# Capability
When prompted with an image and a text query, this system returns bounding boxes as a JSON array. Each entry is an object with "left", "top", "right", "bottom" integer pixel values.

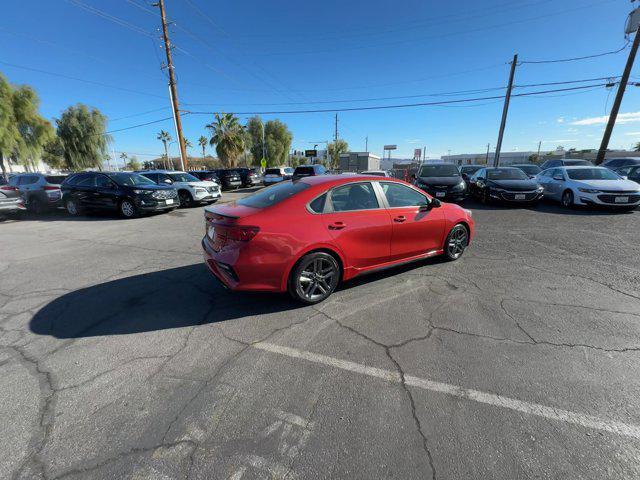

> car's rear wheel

[
  {"left": 444, "top": 224, "right": 468, "bottom": 261},
  {"left": 561, "top": 190, "right": 574, "bottom": 208},
  {"left": 179, "top": 191, "right": 193, "bottom": 208},
  {"left": 119, "top": 199, "right": 137, "bottom": 218},
  {"left": 289, "top": 252, "right": 340, "bottom": 304},
  {"left": 481, "top": 189, "right": 490, "bottom": 204},
  {"left": 65, "top": 199, "right": 81, "bottom": 216}
]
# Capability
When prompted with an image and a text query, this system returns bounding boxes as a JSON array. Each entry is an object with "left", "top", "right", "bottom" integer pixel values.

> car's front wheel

[
  {"left": 561, "top": 190, "right": 574, "bottom": 208},
  {"left": 119, "top": 199, "right": 137, "bottom": 218},
  {"left": 289, "top": 252, "right": 340, "bottom": 304},
  {"left": 444, "top": 224, "right": 468, "bottom": 261},
  {"left": 179, "top": 191, "right": 193, "bottom": 208}
]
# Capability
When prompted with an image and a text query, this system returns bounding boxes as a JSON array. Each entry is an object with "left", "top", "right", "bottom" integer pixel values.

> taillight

[
  {"left": 226, "top": 226, "right": 259, "bottom": 242},
  {"left": 44, "top": 186, "right": 60, "bottom": 191},
  {"left": 0, "top": 186, "right": 18, "bottom": 191}
]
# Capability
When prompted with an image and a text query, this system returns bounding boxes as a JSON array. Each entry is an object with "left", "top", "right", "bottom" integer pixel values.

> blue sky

[{"left": 2, "top": 0, "right": 640, "bottom": 166}]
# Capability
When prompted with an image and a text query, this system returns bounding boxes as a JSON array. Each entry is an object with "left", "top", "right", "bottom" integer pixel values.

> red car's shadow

[{"left": 30, "top": 260, "right": 443, "bottom": 339}]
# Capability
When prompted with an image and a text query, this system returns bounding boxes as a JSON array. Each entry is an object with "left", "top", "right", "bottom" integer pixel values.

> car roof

[
  {"left": 512, "top": 163, "right": 539, "bottom": 166},
  {"left": 299, "top": 174, "right": 405, "bottom": 187},
  {"left": 139, "top": 169, "right": 183, "bottom": 173},
  {"left": 560, "top": 165, "right": 605, "bottom": 170}
]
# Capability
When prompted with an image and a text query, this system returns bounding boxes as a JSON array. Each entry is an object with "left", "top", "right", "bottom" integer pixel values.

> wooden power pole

[
  {"left": 494, "top": 54, "right": 518, "bottom": 167},
  {"left": 156, "top": 0, "right": 187, "bottom": 170},
  {"left": 596, "top": 24, "right": 640, "bottom": 165}
]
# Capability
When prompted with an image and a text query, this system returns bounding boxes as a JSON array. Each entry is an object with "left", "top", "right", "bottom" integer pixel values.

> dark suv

[
  {"left": 191, "top": 171, "right": 220, "bottom": 183},
  {"left": 211, "top": 169, "right": 242, "bottom": 190},
  {"left": 539, "top": 159, "right": 593, "bottom": 170},
  {"left": 8, "top": 173, "right": 68, "bottom": 213},
  {"left": 292, "top": 164, "right": 326, "bottom": 180},
  {"left": 61, "top": 171, "right": 178, "bottom": 218},
  {"left": 413, "top": 163, "right": 467, "bottom": 202},
  {"left": 234, "top": 167, "right": 261, "bottom": 187}
]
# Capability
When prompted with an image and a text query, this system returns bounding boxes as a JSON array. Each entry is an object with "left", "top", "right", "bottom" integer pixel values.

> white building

[{"left": 441, "top": 151, "right": 539, "bottom": 166}]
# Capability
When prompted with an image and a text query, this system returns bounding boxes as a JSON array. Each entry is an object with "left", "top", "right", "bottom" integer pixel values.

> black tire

[
  {"left": 443, "top": 224, "right": 469, "bottom": 261},
  {"left": 179, "top": 190, "right": 193, "bottom": 208},
  {"left": 65, "top": 199, "right": 82, "bottom": 216},
  {"left": 288, "top": 252, "right": 340, "bottom": 304},
  {"left": 119, "top": 199, "right": 138, "bottom": 218},
  {"left": 561, "top": 190, "right": 574, "bottom": 209},
  {"left": 28, "top": 197, "right": 44, "bottom": 214}
]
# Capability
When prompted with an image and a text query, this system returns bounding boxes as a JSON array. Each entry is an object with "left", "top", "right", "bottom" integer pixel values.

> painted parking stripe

[{"left": 253, "top": 342, "right": 640, "bottom": 440}]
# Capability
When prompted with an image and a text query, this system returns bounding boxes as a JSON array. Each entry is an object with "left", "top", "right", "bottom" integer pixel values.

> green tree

[
  {"left": 56, "top": 104, "right": 110, "bottom": 170},
  {"left": 264, "top": 119, "right": 292, "bottom": 167},
  {"left": 198, "top": 135, "right": 208, "bottom": 162},
  {"left": 157, "top": 130, "right": 171, "bottom": 169},
  {"left": 42, "top": 137, "right": 66, "bottom": 170},
  {"left": 0, "top": 75, "right": 54, "bottom": 177},
  {"left": 126, "top": 155, "right": 141, "bottom": 171},
  {"left": 184, "top": 138, "right": 193, "bottom": 152},
  {"left": 328, "top": 139, "right": 349, "bottom": 168},
  {"left": 119, "top": 152, "right": 128, "bottom": 164},
  {"left": 634, "top": 142, "right": 640, "bottom": 152},
  {"left": 206, "top": 113, "right": 245, "bottom": 168},
  {"left": 245, "top": 116, "right": 265, "bottom": 165}
]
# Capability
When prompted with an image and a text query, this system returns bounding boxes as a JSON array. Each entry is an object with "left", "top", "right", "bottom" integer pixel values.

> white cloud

[
  {"left": 567, "top": 127, "right": 579, "bottom": 133},
  {"left": 405, "top": 138, "right": 423, "bottom": 144},
  {"left": 570, "top": 111, "right": 640, "bottom": 126},
  {"left": 624, "top": 131, "right": 640, "bottom": 136},
  {"left": 557, "top": 117, "right": 565, "bottom": 123}
]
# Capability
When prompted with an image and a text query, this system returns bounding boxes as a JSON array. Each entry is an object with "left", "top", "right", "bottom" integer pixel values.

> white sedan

[{"left": 536, "top": 166, "right": 640, "bottom": 210}]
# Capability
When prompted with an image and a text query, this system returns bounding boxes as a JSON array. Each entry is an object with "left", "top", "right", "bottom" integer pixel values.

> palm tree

[
  {"left": 198, "top": 136, "right": 207, "bottom": 164},
  {"left": 119, "top": 152, "right": 127, "bottom": 171},
  {"left": 206, "top": 113, "right": 244, "bottom": 168},
  {"left": 157, "top": 130, "right": 171, "bottom": 169}
]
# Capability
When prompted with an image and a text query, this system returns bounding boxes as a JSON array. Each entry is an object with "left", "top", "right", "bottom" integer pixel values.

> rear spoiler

[{"left": 204, "top": 206, "right": 239, "bottom": 220}]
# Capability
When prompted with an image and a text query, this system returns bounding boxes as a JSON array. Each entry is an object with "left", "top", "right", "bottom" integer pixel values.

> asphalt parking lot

[{"left": 1, "top": 191, "right": 640, "bottom": 480}]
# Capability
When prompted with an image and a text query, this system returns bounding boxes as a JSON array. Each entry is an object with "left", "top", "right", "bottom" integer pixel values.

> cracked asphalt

[{"left": 1, "top": 191, "right": 640, "bottom": 480}]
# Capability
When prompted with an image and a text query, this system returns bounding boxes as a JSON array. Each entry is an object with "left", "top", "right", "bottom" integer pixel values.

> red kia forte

[{"left": 202, "top": 175, "right": 474, "bottom": 304}]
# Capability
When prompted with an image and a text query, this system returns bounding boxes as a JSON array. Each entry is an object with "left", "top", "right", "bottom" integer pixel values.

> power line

[
  {"left": 110, "top": 106, "right": 172, "bottom": 122},
  {"left": 185, "top": 83, "right": 611, "bottom": 116},
  {"left": 104, "top": 115, "right": 178, "bottom": 134},
  {"left": 182, "top": 76, "right": 621, "bottom": 108},
  {"left": 0, "top": 60, "right": 165, "bottom": 98},
  {"left": 520, "top": 41, "right": 630, "bottom": 64},
  {"left": 65, "top": 0, "right": 156, "bottom": 39}
]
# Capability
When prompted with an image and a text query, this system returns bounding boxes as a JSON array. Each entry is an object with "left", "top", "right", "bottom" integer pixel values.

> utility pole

[
  {"left": 494, "top": 54, "right": 518, "bottom": 167},
  {"left": 536, "top": 140, "right": 542, "bottom": 161},
  {"left": 423, "top": 146, "right": 426, "bottom": 162},
  {"left": 365, "top": 136, "right": 368, "bottom": 152},
  {"left": 596, "top": 24, "right": 640, "bottom": 164},
  {"left": 485, "top": 143, "right": 490, "bottom": 165},
  {"left": 156, "top": 0, "right": 187, "bottom": 171},
  {"left": 333, "top": 113, "right": 338, "bottom": 168}
]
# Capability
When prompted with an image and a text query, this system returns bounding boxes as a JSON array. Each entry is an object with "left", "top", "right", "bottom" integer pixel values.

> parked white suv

[{"left": 139, "top": 170, "right": 221, "bottom": 207}]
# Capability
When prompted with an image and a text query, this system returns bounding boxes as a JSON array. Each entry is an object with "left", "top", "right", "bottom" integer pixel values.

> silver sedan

[{"left": 536, "top": 166, "right": 640, "bottom": 210}]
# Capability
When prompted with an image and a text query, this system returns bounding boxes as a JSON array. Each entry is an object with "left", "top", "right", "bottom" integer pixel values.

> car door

[
  {"left": 322, "top": 181, "right": 392, "bottom": 270},
  {"left": 379, "top": 182, "right": 445, "bottom": 261},
  {"left": 94, "top": 174, "right": 120, "bottom": 210},
  {"left": 72, "top": 173, "right": 98, "bottom": 207},
  {"left": 470, "top": 168, "right": 486, "bottom": 198},
  {"left": 537, "top": 169, "right": 554, "bottom": 197},
  {"left": 547, "top": 169, "right": 566, "bottom": 200}
]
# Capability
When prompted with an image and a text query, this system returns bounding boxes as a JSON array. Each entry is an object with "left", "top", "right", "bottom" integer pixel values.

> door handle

[
  {"left": 328, "top": 221, "right": 346, "bottom": 230},
  {"left": 393, "top": 216, "right": 406, "bottom": 223}
]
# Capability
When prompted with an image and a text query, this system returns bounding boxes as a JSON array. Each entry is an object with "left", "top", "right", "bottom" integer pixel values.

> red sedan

[{"left": 202, "top": 175, "right": 474, "bottom": 304}]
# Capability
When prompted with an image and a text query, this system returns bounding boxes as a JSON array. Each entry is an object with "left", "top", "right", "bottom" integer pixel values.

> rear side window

[
  {"left": 294, "top": 167, "right": 314, "bottom": 176},
  {"left": 75, "top": 174, "right": 96, "bottom": 187},
  {"left": 18, "top": 176, "right": 38, "bottom": 185},
  {"left": 237, "top": 181, "right": 309, "bottom": 209},
  {"left": 45, "top": 175, "right": 67, "bottom": 185},
  {"left": 309, "top": 193, "right": 327, "bottom": 213},
  {"left": 330, "top": 183, "right": 378, "bottom": 211}
]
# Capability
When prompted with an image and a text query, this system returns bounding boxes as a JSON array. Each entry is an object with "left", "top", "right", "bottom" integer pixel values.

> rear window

[
  {"left": 294, "top": 167, "right": 314, "bottom": 176},
  {"left": 564, "top": 160, "right": 592, "bottom": 166},
  {"left": 265, "top": 168, "right": 281, "bottom": 175},
  {"left": 418, "top": 165, "right": 459, "bottom": 177},
  {"left": 237, "top": 181, "right": 309, "bottom": 209},
  {"left": 45, "top": 175, "right": 67, "bottom": 185}
]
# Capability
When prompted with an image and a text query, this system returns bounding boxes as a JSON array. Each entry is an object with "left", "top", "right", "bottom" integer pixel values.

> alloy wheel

[
  {"left": 120, "top": 200, "right": 135, "bottom": 218},
  {"left": 562, "top": 191, "right": 573, "bottom": 208},
  {"left": 296, "top": 256, "right": 338, "bottom": 303},
  {"left": 446, "top": 225, "right": 468, "bottom": 260},
  {"left": 66, "top": 200, "right": 78, "bottom": 216}
]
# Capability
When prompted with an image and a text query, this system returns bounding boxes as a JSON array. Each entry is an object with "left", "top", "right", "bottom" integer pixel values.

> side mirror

[
  {"left": 163, "top": 178, "right": 173, "bottom": 184},
  {"left": 478, "top": 177, "right": 485, "bottom": 182},
  {"left": 426, "top": 198, "right": 441, "bottom": 210}
]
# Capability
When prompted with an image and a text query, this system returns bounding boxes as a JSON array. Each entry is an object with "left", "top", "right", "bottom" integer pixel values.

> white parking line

[{"left": 253, "top": 342, "right": 640, "bottom": 440}]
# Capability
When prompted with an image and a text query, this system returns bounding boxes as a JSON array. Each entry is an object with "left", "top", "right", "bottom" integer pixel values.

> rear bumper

[
  {"left": 201, "top": 236, "right": 287, "bottom": 292},
  {"left": 0, "top": 199, "right": 25, "bottom": 212}
]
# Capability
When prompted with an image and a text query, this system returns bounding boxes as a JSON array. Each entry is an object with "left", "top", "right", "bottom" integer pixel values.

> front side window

[
  {"left": 75, "top": 174, "right": 96, "bottom": 187},
  {"left": 330, "top": 183, "right": 379, "bottom": 212},
  {"left": 95, "top": 175, "right": 113, "bottom": 188},
  {"left": 471, "top": 169, "right": 486, "bottom": 180},
  {"left": 381, "top": 182, "right": 428, "bottom": 208}
]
